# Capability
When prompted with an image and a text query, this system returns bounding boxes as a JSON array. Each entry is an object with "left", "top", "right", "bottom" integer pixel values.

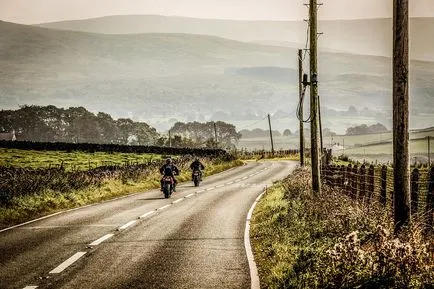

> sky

[{"left": 0, "top": 0, "right": 433, "bottom": 24}]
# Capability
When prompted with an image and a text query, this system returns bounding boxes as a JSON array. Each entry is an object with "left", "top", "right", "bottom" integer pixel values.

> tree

[
  {"left": 282, "top": 129, "right": 292, "bottom": 136},
  {"left": 169, "top": 121, "right": 240, "bottom": 148}
]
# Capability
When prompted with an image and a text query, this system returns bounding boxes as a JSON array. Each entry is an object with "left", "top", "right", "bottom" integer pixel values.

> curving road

[{"left": 0, "top": 160, "right": 297, "bottom": 289}]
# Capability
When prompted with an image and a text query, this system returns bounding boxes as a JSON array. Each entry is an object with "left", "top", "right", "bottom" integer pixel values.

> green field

[
  {"left": 237, "top": 128, "right": 434, "bottom": 164},
  {"left": 0, "top": 148, "right": 164, "bottom": 170}
]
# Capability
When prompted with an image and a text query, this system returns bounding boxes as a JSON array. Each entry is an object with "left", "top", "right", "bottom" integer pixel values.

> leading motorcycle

[{"left": 161, "top": 175, "right": 174, "bottom": 198}]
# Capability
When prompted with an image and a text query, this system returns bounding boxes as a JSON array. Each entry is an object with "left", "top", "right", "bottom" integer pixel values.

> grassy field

[
  {"left": 0, "top": 149, "right": 243, "bottom": 227},
  {"left": 251, "top": 168, "right": 434, "bottom": 288},
  {"left": 0, "top": 148, "right": 164, "bottom": 171},
  {"left": 238, "top": 127, "right": 434, "bottom": 164}
]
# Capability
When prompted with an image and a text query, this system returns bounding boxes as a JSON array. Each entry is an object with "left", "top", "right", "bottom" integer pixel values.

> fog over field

[{"left": 1, "top": 15, "right": 434, "bottom": 134}]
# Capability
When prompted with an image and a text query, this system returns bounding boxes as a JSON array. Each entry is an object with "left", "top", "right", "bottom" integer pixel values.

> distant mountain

[
  {"left": 36, "top": 15, "right": 434, "bottom": 61},
  {"left": 1, "top": 20, "right": 434, "bottom": 133}
]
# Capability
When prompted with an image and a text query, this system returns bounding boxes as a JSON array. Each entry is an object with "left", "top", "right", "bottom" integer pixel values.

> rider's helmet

[{"left": 166, "top": 158, "right": 172, "bottom": 164}]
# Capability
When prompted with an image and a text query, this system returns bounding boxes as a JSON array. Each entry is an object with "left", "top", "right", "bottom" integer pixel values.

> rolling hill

[
  {"left": 1, "top": 20, "right": 434, "bottom": 133},
  {"left": 35, "top": 15, "right": 434, "bottom": 61}
]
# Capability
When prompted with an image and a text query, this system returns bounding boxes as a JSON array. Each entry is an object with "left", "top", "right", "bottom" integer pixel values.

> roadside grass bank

[
  {"left": 0, "top": 157, "right": 242, "bottom": 228},
  {"left": 251, "top": 167, "right": 434, "bottom": 289}
]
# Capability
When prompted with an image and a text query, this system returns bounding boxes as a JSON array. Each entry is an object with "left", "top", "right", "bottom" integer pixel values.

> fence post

[
  {"left": 352, "top": 165, "right": 358, "bottom": 199},
  {"left": 380, "top": 165, "right": 387, "bottom": 206},
  {"left": 341, "top": 165, "right": 346, "bottom": 188},
  {"left": 368, "top": 165, "right": 375, "bottom": 203},
  {"left": 410, "top": 168, "right": 419, "bottom": 215},
  {"left": 427, "top": 166, "right": 434, "bottom": 227},
  {"left": 360, "top": 164, "right": 366, "bottom": 201},
  {"left": 347, "top": 164, "right": 352, "bottom": 196}
]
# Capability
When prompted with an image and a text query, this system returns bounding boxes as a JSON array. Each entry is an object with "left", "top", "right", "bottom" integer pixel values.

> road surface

[{"left": 0, "top": 160, "right": 297, "bottom": 289}]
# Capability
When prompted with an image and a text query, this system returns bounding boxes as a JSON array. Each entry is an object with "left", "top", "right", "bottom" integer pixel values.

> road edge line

[{"left": 244, "top": 188, "right": 266, "bottom": 289}]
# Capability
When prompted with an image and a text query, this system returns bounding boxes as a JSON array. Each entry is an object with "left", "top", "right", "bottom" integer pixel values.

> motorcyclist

[
  {"left": 160, "top": 158, "right": 179, "bottom": 192},
  {"left": 190, "top": 157, "right": 205, "bottom": 181}
]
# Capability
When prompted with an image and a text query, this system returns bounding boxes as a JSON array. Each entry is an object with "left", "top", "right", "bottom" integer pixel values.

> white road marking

[
  {"left": 158, "top": 204, "right": 171, "bottom": 210},
  {"left": 118, "top": 220, "right": 137, "bottom": 231},
  {"left": 49, "top": 252, "right": 86, "bottom": 274},
  {"left": 22, "top": 224, "right": 116, "bottom": 229},
  {"left": 249, "top": 174, "right": 255, "bottom": 177},
  {"left": 197, "top": 189, "right": 206, "bottom": 193},
  {"left": 234, "top": 179, "right": 241, "bottom": 182},
  {"left": 172, "top": 198, "right": 184, "bottom": 204},
  {"left": 89, "top": 234, "right": 114, "bottom": 246},
  {"left": 226, "top": 181, "right": 234, "bottom": 185},
  {"left": 242, "top": 176, "right": 249, "bottom": 180},
  {"left": 23, "top": 286, "right": 38, "bottom": 289},
  {"left": 139, "top": 211, "right": 156, "bottom": 219},
  {"left": 215, "top": 184, "right": 224, "bottom": 188},
  {"left": 206, "top": 187, "right": 215, "bottom": 191},
  {"left": 185, "top": 193, "right": 195, "bottom": 198},
  {"left": 245, "top": 191, "right": 266, "bottom": 289}
]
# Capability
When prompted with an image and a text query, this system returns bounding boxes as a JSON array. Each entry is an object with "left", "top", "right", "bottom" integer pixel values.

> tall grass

[
  {"left": 0, "top": 156, "right": 242, "bottom": 227},
  {"left": 251, "top": 167, "right": 434, "bottom": 289}
]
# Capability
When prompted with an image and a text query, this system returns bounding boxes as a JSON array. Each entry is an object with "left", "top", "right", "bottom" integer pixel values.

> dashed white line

[
  {"left": 172, "top": 198, "right": 184, "bottom": 204},
  {"left": 226, "top": 181, "right": 234, "bottom": 185},
  {"left": 197, "top": 189, "right": 206, "bottom": 193},
  {"left": 206, "top": 187, "right": 215, "bottom": 191},
  {"left": 139, "top": 211, "right": 156, "bottom": 219},
  {"left": 249, "top": 174, "right": 255, "bottom": 177},
  {"left": 158, "top": 204, "right": 171, "bottom": 210},
  {"left": 49, "top": 252, "right": 87, "bottom": 274},
  {"left": 242, "top": 176, "right": 248, "bottom": 180},
  {"left": 23, "top": 286, "right": 38, "bottom": 289},
  {"left": 89, "top": 234, "right": 114, "bottom": 246},
  {"left": 118, "top": 220, "right": 137, "bottom": 231},
  {"left": 185, "top": 193, "right": 195, "bottom": 198},
  {"left": 215, "top": 184, "right": 225, "bottom": 188}
]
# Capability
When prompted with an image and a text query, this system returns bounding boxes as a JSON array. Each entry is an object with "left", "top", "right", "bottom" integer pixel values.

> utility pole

[
  {"left": 298, "top": 49, "right": 305, "bottom": 166},
  {"left": 267, "top": 114, "right": 275, "bottom": 155},
  {"left": 393, "top": 0, "right": 410, "bottom": 231},
  {"left": 343, "top": 138, "right": 345, "bottom": 155},
  {"left": 309, "top": 0, "right": 321, "bottom": 194},
  {"left": 318, "top": 92, "right": 324, "bottom": 156},
  {"left": 168, "top": 130, "right": 172, "bottom": 147},
  {"left": 214, "top": 122, "right": 218, "bottom": 148},
  {"left": 428, "top": 136, "right": 431, "bottom": 166}
]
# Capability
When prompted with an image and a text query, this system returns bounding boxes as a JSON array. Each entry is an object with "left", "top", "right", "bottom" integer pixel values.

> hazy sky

[{"left": 1, "top": 0, "right": 433, "bottom": 24}]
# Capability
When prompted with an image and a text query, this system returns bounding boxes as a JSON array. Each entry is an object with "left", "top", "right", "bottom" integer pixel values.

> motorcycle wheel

[
  {"left": 163, "top": 184, "right": 171, "bottom": 199},
  {"left": 194, "top": 177, "right": 200, "bottom": 187}
]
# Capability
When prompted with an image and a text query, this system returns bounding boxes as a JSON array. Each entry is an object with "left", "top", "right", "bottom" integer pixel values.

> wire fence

[
  {"left": 0, "top": 156, "right": 205, "bottom": 206},
  {"left": 321, "top": 164, "right": 434, "bottom": 227}
]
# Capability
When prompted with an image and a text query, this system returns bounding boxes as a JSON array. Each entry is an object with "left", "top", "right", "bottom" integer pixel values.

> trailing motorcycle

[{"left": 192, "top": 170, "right": 201, "bottom": 187}]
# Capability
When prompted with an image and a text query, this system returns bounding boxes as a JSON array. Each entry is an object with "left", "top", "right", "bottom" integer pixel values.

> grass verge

[
  {"left": 251, "top": 167, "right": 434, "bottom": 289},
  {"left": 0, "top": 159, "right": 243, "bottom": 228}
]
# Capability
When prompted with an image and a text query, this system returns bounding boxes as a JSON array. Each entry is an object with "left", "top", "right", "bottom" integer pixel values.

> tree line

[{"left": 0, "top": 105, "right": 242, "bottom": 148}]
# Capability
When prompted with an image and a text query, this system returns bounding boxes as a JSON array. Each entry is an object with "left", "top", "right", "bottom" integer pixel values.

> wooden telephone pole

[
  {"left": 309, "top": 0, "right": 321, "bottom": 194},
  {"left": 298, "top": 49, "right": 305, "bottom": 166},
  {"left": 214, "top": 122, "right": 218, "bottom": 148},
  {"left": 267, "top": 114, "right": 275, "bottom": 155},
  {"left": 393, "top": 0, "right": 411, "bottom": 231}
]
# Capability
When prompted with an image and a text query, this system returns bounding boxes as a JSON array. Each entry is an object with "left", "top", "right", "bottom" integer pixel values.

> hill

[
  {"left": 35, "top": 15, "right": 434, "bottom": 61},
  {"left": 1, "top": 20, "right": 434, "bottom": 133}
]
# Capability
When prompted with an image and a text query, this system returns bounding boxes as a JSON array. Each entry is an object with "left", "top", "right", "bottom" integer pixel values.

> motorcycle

[
  {"left": 161, "top": 175, "right": 174, "bottom": 198},
  {"left": 192, "top": 170, "right": 201, "bottom": 187}
]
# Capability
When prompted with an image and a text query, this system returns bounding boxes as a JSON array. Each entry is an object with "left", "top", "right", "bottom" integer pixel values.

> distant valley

[{"left": 1, "top": 15, "right": 433, "bottom": 134}]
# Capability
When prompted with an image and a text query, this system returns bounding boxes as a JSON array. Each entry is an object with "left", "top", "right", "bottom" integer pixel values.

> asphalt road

[{"left": 0, "top": 160, "right": 297, "bottom": 289}]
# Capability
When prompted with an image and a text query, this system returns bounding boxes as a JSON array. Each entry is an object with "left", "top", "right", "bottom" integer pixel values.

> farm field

[
  {"left": 0, "top": 148, "right": 164, "bottom": 170},
  {"left": 237, "top": 127, "right": 434, "bottom": 164}
]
